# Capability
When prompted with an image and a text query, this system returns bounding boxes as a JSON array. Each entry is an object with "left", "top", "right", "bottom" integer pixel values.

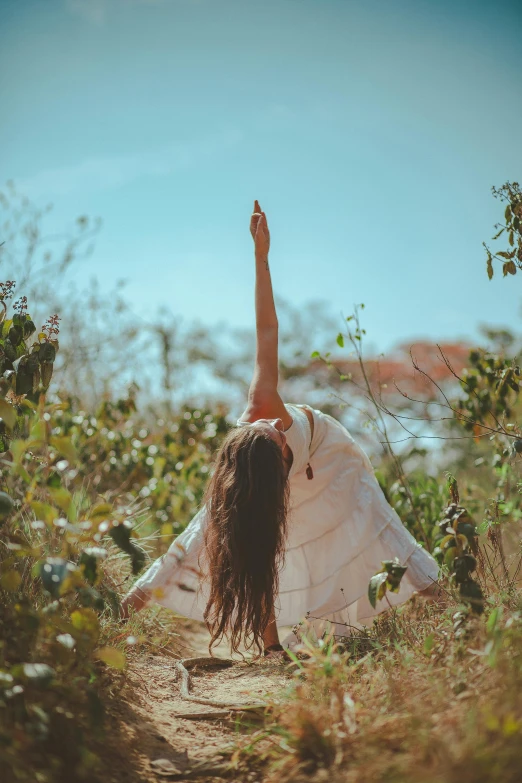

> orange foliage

[{"left": 310, "top": 341, "right": 471, "bottom": 399}]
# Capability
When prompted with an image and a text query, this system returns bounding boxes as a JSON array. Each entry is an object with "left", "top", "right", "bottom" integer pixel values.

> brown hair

[{"left": 202, "top": 425, "right": 289, "bottom": 655}]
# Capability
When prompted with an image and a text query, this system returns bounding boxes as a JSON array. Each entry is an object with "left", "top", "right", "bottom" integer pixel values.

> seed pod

[
  {"left": 8, "top": 326, "right": 23, "bottom": 347},
  {"left": 16, "top": 368, "right": 33, "bottom": 396},
  {"left": 31, "top": 366, "right": 41, "bottom": 394},
  {"left": 459, "top": 579, "right": 484, "bottom": 614},
  {"left": 23, "top": 319, "right": 36, "bottom": 339},
  {"left": 3, "top": 341, "right": 16, "bottom": 362},
  {"left": 453, "top": 556, "right": 471, "bottom": 582},
  {"left": 40, "top": 361, "right": 53, "bottom": 389},
  {"left": 26, "top": 354, "right": 40, "bottom": 373},
  {"left": 457, "top": 521, "right": 477, "bottom": 540},
  {"left": 38, "top": 343, "right": 56, "bottom": 363},
  {"left": 0, "top": 357, "right": 14, "bottom": 376}
]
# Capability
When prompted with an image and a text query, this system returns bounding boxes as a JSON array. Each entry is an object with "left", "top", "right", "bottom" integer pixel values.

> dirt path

[{"left": 101, "top": 620, "right": 291, "bottom": 783}]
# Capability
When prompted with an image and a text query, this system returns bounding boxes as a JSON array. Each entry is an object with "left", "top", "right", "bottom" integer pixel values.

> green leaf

[
  {"left": 70, "top": 608, "right": 100, "bottom": 646},
  {"left": 368, "top": 572, "right": 388, "bottom": 609},
  {"left": 29, "top": 419, "right": 46, "bottom": 444},
  {"left": 336, "top": 333, "right": 344, "bottom": 348},
  {"left": 310, "top": 351, "right": 320, "bottom": 359},
  {"left": 95, "top": 646, "right": 126, "bottom": 670},
  {"left": 487, "top": 606, "right": 500, "bottom": 634},
  {"left": 423, "top": 633, "right": 435, "bottom": 654},
  {"left": 90, "top": 502, "right": 113, "bottom": 520},
  {"left": 0, "top": 399, "right": 16, "bottom": 430},
  {"left": 49, "top": 436, "right": 77, "bottom": 463},
  {"left": 31, "top": 501, "right": 58, "bottom": 525},
  {"left": 444, "top": 546, "right": 457, "bottom": 568},
  {"left": 0, "top": 570, "right": 22, "bottom": 591},
  {"left": 48, "top": 487, "right": 73, "bottom": 515},
  {"left": 439, "top": 534, "right": 456, "bottom": 550}
]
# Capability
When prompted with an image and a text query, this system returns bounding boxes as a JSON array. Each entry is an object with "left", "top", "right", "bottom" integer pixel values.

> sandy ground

[{"left": 99, "top": 619, "right": 292, "bottom": 783}]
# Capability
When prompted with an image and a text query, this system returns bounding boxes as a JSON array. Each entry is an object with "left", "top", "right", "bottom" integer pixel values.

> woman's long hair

[{"left": 202, "top": 425, "right": 290, "bottom": 655}]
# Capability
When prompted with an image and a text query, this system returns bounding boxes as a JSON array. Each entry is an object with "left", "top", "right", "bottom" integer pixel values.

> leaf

[
  {"left": 90, "top": 502, "right": 113, "bottom": 520},
  {"left": 509, "top": 231, "right": 514, "bottom": 247},
  {"left": 109, "top": 524, "right": 147, "bottom": 574},
  {"left": 310, "top": 351, "right": 320, "bottom": 359},
  {"left": 95, "top": 647, "right": 126, "bottom": 670},
  {"left": 39, "top": 557, "right": 76, "bottom": 597},
  {"left": 487, "top": 607, "right": 500, "bottom": 634},
  {"left": 9, "top": 439, "right": 28, "bottom": 467},
  {"left": 11, "top": 663, "right": 56, "bottom": 687},
  {"left": 0, "top": 399, "right": 16, "bottom": 430},
  {"left": 29, "top": 419, "right": 46, "bottom": 444},
  {"left": 71, "top": 608, "right": 100, "bottom": 646},
  {"left": 79, "top": 547, "right": 107, "bottom": 585},
  {"left": 424, "top": 633, "right": 435, "bottom": 654},
  {"left": 31, "top": 502, "right": 58, "bottom": 525},
  {"left": 368, "top": 572, "right": 388, "bottom": 609},
  {"left": 49, "top": 436, "right": 77, "bottom": 463},
  {"left": 487, "top": 258, "right": 494, "bottom": 280},
  {"left": 498, "top": 251, "right": 513, "bottom": 259},
  {"left": 446, "top": 473, "right": 459, "bottom": 504},
  {"left": 0, "top": 570, "right": 22, "bottom": 591},
  {"left": 0, "top": 491, "right": 15, "bottom": 522},
  {"left": 21, "top": 663, "right": 55, "bottom": 686},
  {"left": 48, "top": 487, "right": 73, "bottom": 515},
  {"left": 444, "top": 546, "right": 457, "bottom": 568},
  {"left": 336, "top": 333, "right": 344, "bottom": 348},
  {"left": 505, "top": 205, "right": 512, "bottom": 221}
]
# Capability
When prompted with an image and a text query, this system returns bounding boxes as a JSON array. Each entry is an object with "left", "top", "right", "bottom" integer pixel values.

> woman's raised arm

[{"left": 240, "top": 201, "right": 291, "bottom": 426}]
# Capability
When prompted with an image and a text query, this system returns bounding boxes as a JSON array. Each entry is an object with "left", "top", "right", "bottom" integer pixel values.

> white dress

[{"left": 132, "top": 404, "right": 439, "bottom": 642}]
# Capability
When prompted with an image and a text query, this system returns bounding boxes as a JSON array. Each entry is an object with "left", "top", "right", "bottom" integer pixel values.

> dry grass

[{"left": 228, "top": 592, "right": 522, "bottom": 783}]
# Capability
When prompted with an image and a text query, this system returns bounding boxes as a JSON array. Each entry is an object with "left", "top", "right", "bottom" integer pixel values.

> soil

[{"left": 98, "top": 619, "right": 292, "bottom": 783}]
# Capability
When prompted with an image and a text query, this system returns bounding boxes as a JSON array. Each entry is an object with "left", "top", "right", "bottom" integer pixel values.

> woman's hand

[{"left": 250, "top": 200, "right": 270, "bottom": 261}]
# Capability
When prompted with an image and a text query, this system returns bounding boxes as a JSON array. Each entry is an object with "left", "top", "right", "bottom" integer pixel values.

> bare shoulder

[{"left": 239, "top": 391, "right": 293, "bottom": 429}]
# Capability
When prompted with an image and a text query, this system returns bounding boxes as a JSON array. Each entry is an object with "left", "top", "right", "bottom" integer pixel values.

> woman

[{"left": 121, "top": 202, "right": 441, "bottom": 656}]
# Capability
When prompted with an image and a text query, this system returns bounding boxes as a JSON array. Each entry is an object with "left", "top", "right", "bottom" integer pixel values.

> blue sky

[{"left": 1, "top": 0, "right": 521, "bottom": 354}]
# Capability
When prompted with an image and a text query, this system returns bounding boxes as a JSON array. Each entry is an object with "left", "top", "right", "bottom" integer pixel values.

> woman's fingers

[
  {"left": 254, "top": 211, "right": 270, "bottom": 257},
  {"left": 250, "top": 200, "right": 263, "bottom": 241},
  {"left": 258, "top": 212, "right": 270, "bottom": 240}
]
